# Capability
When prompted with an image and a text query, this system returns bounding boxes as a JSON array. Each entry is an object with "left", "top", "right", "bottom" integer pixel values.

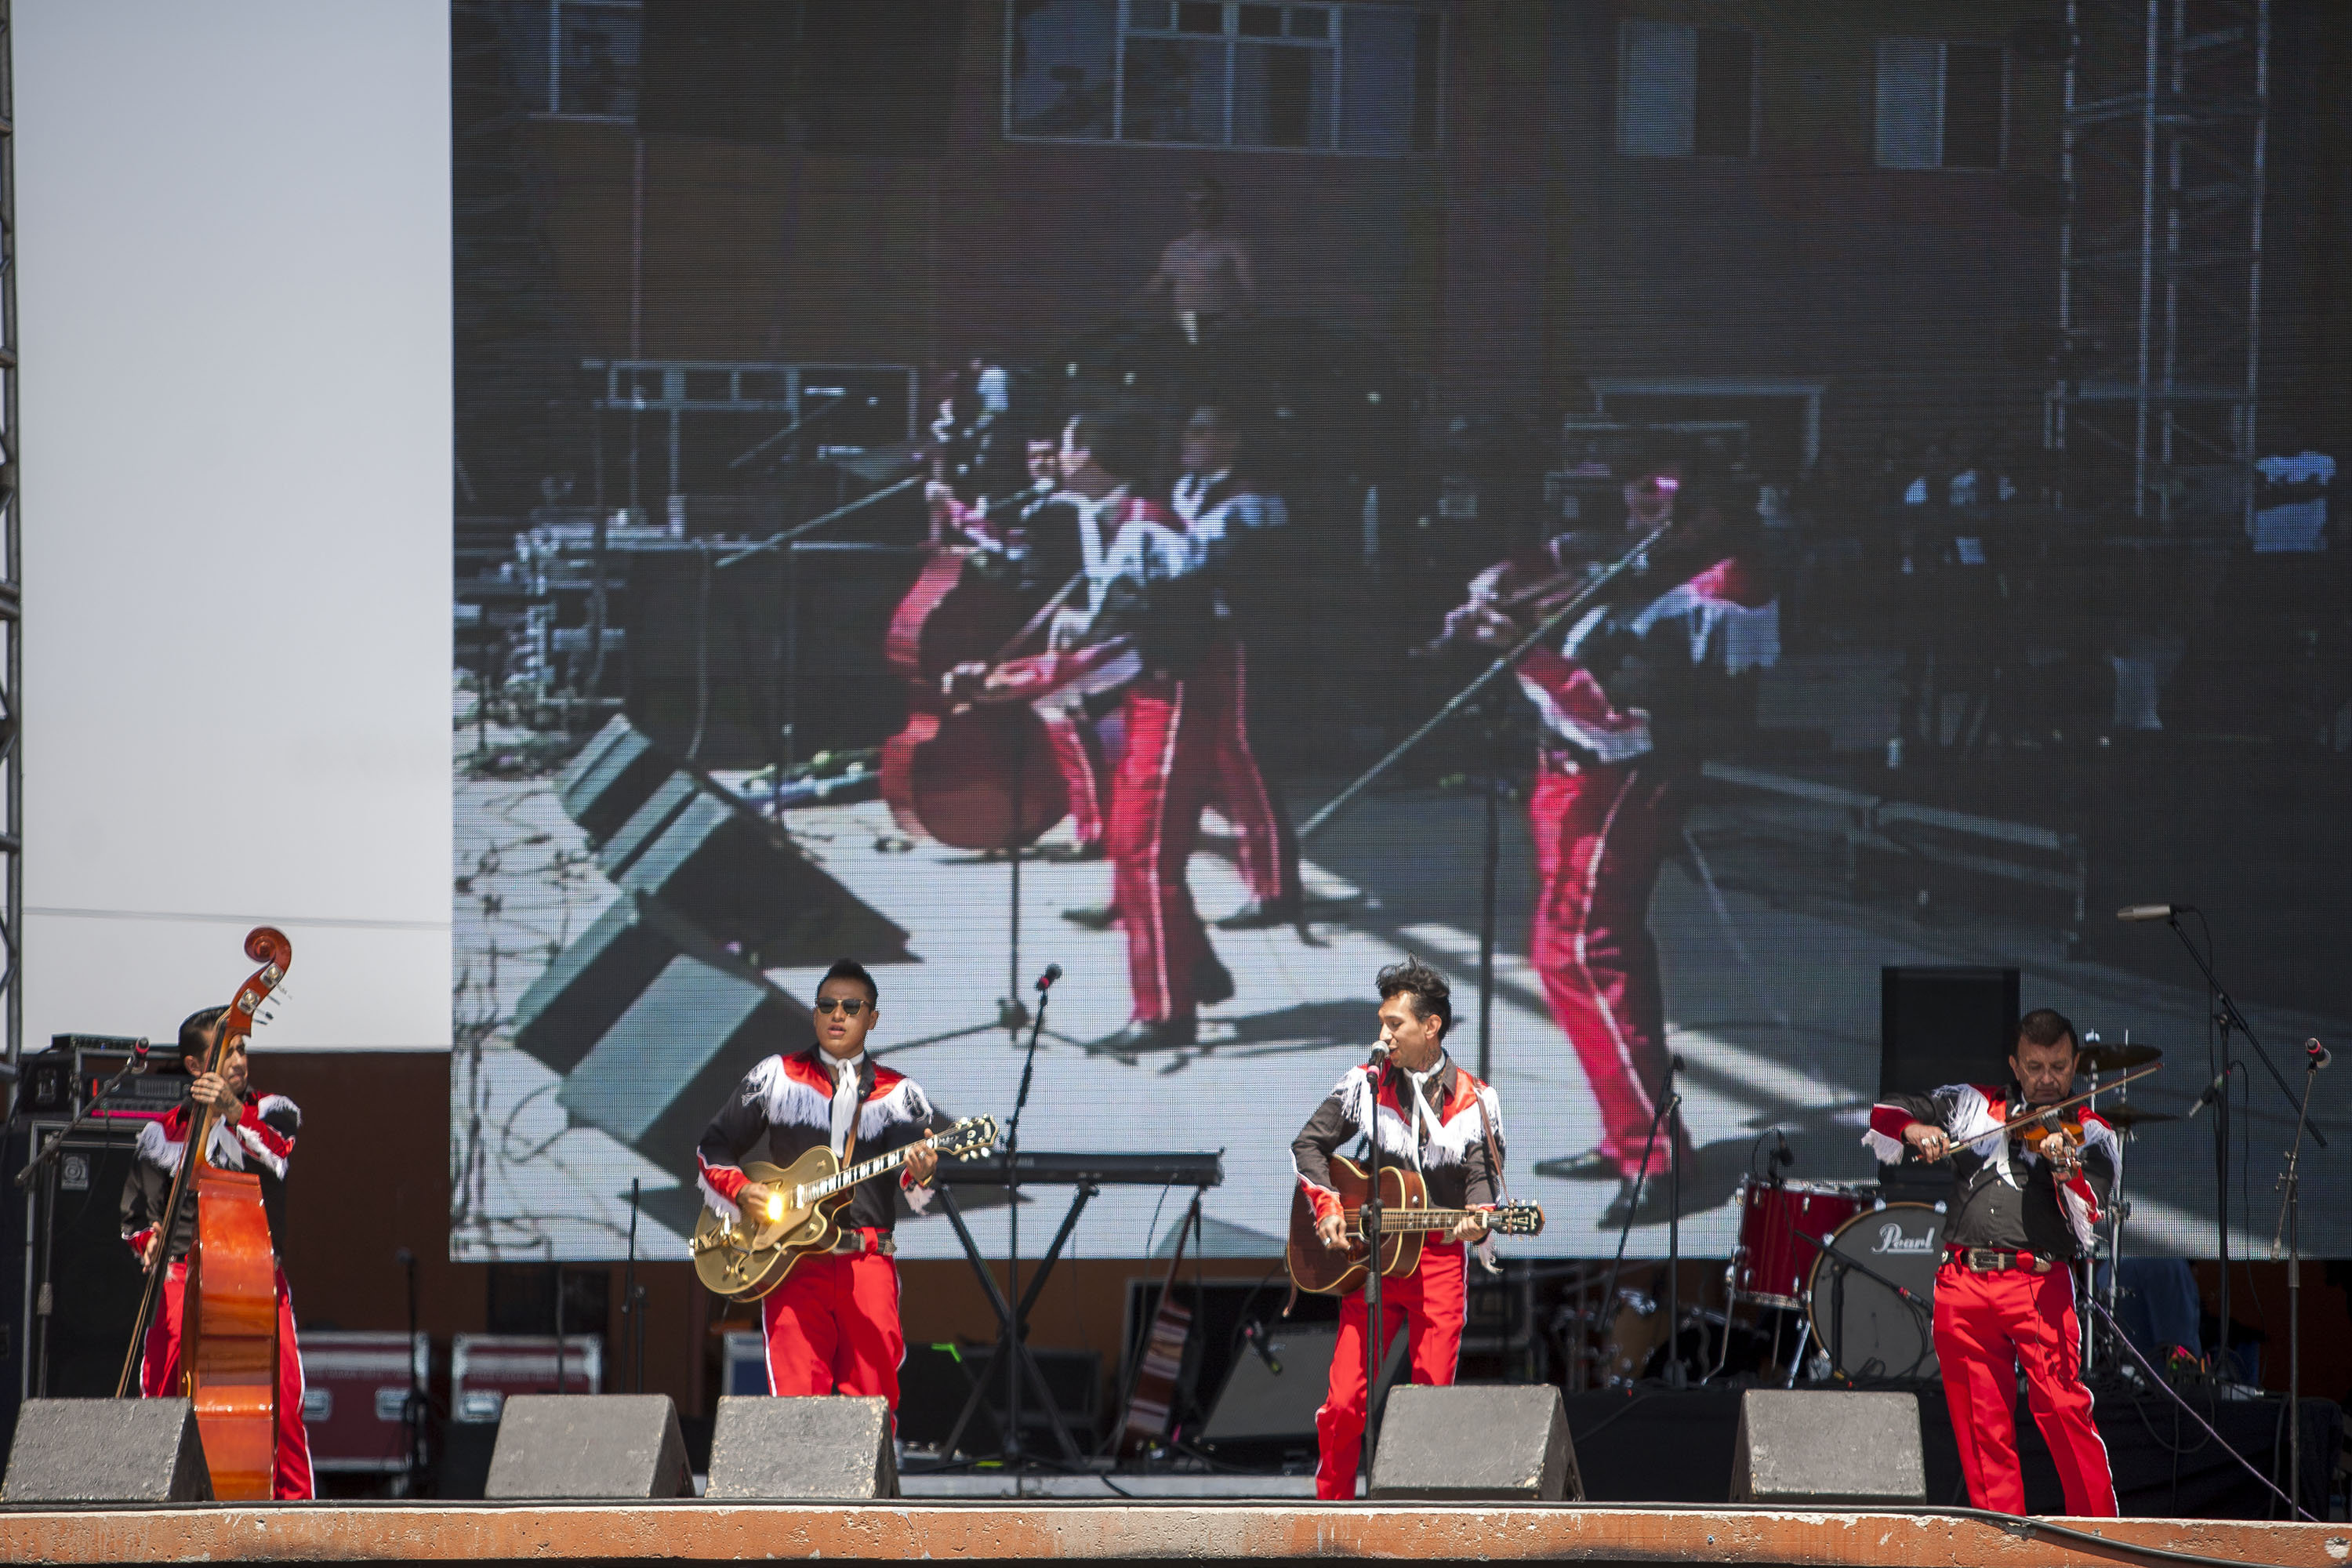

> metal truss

[
  {"left": 2051, "top": 0, "right": 2270, "bottom": 528},
  {"left": 0, "top": 0, "right": 19, "bottom": 1073}
]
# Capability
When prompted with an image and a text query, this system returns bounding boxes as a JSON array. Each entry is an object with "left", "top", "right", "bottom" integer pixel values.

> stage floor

[{"left": 0, "top": 1501, "right": 2337, "bottom": 1566}]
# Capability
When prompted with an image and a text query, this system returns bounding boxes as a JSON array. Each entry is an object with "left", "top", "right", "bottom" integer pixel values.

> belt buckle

[{"left": 1965, "top": 1248, "right": 2005, "bottom": 1272}]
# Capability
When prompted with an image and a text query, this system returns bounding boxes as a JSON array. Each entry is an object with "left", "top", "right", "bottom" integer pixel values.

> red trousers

[
  {"left": 1038, "top": 701, "right": 1112, "bottom": 850},
  {"left": 1109, "top": 675, "right": 1216, "bottom": 1022},
  {"left": 140, "top": 1259, "right": 314, "bottom": 1501},
  {"left": 1528, "top": 762, "right": 1692, "bottom": 1179},
  {"left": 760, "top": 1240, "right": 905, "bottom": 1406},
  {"left": 1933, "top": 1261, "right": 2116, "bottom": 1516},
  {"left": 1196, "top": 641, "right": 1298, "bottom": 908},
  {"left": 1314, "top": 1242, "right": 1467, "bottom": 1500}
]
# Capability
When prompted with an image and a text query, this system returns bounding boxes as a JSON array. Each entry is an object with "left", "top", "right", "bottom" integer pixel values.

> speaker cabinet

[
  {"left": 1730, "top": 1389, "right": 1925, "bottom": 1504},
  {"left": 557, "top": 719, "right": 672, "bottom": 849},
  {"left": 706, "top": 1394, "right": 898, "bottom": 1501},
  {"left": 3, "top": 1399, "right": 212, "bottom": 1503},
  {"left": 1879, "top": 966, "right": 2019, "bottom": 1102},
  {"left": 483, "top": 1394, "right": 691, "bottom": 1500},
  {"left": 1370, "top": 1385, "right": 1581, "bottom": 1502}
]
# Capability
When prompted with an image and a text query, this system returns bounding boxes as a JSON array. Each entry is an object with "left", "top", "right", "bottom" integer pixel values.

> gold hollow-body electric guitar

[
  {"left": 1284, "top": 1154, "right": 1545, "bottom": 1296},
  {"left": 693, "top": 1115, "right": 998, "bottom": 1301}
]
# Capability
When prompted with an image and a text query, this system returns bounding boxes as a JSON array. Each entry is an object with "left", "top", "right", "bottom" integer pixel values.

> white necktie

[
  {"left": 1401, "top": 1065, "right": 1442, "bottom": 1167},
  {"left": 830, "top": 1054, "right": 865, "bottom": 1157}
]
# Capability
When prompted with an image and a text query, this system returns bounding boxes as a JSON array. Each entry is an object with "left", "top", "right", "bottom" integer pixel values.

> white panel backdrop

[{"left": 16, "top": 2, "right": 451, "bottom": 1051}]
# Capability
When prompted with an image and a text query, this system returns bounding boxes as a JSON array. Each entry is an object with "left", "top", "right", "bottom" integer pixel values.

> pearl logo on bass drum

[{"left": 1871, "top": 1221, "right": 1939, "bottom": 1254}]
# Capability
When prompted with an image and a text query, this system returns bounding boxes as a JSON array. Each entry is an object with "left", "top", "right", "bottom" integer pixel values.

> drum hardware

[
  {"left": 2078, "top": 1041, "right": 2164, "bottom": 1073},
  {"left": 2100, "top": 1102, "right": 2177, "bottom": 1131},
  {"left": 1792, "top": 1207, "right": 1943, "bottom": 1383}
]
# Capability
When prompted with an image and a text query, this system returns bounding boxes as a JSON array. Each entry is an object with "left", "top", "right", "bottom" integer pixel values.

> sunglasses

[{"left": 812, "top": 997, "right": 870, "bottom": 1016}]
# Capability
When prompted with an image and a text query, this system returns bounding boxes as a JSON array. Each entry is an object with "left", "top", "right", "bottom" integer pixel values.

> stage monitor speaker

[
  {"left": 597, "top": 775, "right": 912, "bottom": 967},
  {"left": 509, "top": 891, "right": 782, "bottom": 1075},
  {"left": 1369, "top": 1385, "right": 1581, "bottom": 1502},
  {"left": 706, "top": 1394, "right": 898, "bottom": 1501},
  {"left": 1880, "top": 966, "right": 2018, "bottom": 1102},
  {"left": 483, "top": 1394, "right": 691, "bottom": 1500},
  {"left": 1730, "top": 1389, "right": 1925, "bottom": 1504},
  {"left": 557, "top": 719, "right": 672, "bottom": 848},
  {"left": 3, "top": 1399, "right": 211, "bottom": 1503}
]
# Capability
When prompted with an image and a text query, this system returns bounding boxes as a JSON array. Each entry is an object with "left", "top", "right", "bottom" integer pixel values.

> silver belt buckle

[{"left": 1965, "top": 1247, "right": 2006, "bottom": 1272}]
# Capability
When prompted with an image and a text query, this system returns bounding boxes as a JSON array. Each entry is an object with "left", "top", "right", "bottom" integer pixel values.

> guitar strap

[{"left": 1474, "top": 1091, "right": 1508, "bottom": 1276}]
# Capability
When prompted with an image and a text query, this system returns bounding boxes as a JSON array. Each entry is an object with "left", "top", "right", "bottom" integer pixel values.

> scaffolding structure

[
  {"left": 2050, "top": 0, "right": 2270, "bottom": 529},
  {"left": 0, "top": 0, "right": 20, "bottom": 1073}
]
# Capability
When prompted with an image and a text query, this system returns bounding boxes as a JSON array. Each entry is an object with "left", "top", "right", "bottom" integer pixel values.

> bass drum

[{"left": 1805, "top": 1202, "right": 1945, "bottom": 1380}]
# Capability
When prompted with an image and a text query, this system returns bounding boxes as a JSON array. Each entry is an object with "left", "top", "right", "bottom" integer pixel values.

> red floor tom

[{"left": 1730, "top": 1177, "right": 1873, "bottom": 1308}]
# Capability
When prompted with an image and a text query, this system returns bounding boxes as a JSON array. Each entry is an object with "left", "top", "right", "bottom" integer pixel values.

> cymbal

[
  {"left": 2101, "top": 1102, "right": 2178, "bottom": 1130},
  {"left": 2081, "top": 1041, "right": 2163, "bottom": 1073}
]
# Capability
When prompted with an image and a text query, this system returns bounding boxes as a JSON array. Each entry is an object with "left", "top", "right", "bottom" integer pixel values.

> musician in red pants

[
  {"left": 1457, "top": 472, "right": 1777, "bottom": 1224},
  {"left": 1292, "top": 960, "right": 1501, "bottom": 1499},
  {"left": 951, "top": 405, "right": 1232, "bottom": 1053},
  {"left": 1867, "top": 1008, "right": 2118, "bottom": 1516},
  {"left": 1172, "top": 401, "right": 1299, "bottom": 926},
  {"left": 695, "top": 960, "right": 940, "bottom": 1405},
  {"left": 122, "top": 1007, "right": 314, "bottom": 1500}
]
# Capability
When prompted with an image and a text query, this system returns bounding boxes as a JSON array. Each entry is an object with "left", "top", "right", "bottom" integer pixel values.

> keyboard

[{"left": 938, "top": 1151, "right": 1223, "bottom": 1189}]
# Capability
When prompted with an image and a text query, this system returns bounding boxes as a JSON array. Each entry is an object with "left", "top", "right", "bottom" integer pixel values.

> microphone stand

[
  {"left": 14, "top": 1042, "right": 152, "bottom": 1189},
  {"left": 1001, "top": 972, "right": 1054, "bottom": 1471},
  {"left": 1597, "top": 1057, "right": 1681, "bottom": 1385},
  {"left": 1359, "top": 1047, "right": 1388, "bottom": 1496},
  {"left": 2157, "top": 912, "right": 2322, "bottom": 1381},
  {"left": 2270, "top": 1045, "right": 2325, "bottom": 1519}
]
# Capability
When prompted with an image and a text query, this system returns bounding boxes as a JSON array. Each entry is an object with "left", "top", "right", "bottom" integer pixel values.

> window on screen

[
  {"left": 1875, "top": 38, "right": 2005, "bottom": 170},
  {"left": 1617, "top": 20, "right": 1755, "bottom": 158},
  {"left": 1007, "top": 0, "right": 1436, "bottom": 154},
  {"left": 514, "top": 0, "right": 642, "bottom": 122}
]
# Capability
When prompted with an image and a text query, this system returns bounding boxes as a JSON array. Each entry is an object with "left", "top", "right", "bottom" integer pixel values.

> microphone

[
  {"left": 1034, "top": 963, "right": 1063, "bottom": 993},
  {"left": 2187, "top": 1069, "right": 2230, "bottom": 1120},
  {"left": 1367, "top": 1041, "right": 1392, "bottom": 1063},
  {"left": 1771, "top": 1130, "right": 1795, "bottom": 1172},
  {"left": 129, "top": 1037, "right": 151, "bottom": 1069},
  {"left": 2118, "top": 903, "right": 2194, "bottom": 923},
  {"left": 2309, "top": 1037, "right": 2332, "bottom": 1071},
  {"left": 1242, "top": 1320, "right": 1282, "bottom": 1376}
]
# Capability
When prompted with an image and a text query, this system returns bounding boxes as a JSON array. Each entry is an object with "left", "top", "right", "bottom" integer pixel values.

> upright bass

[{"left": 115, "top": 927, "right": 292, "bottom": 1501}]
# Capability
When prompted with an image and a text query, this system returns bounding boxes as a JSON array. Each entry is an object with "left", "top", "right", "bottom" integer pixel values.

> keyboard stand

[{"left": 934, "top": 1181, "right": 1095, "bottom": 1465}]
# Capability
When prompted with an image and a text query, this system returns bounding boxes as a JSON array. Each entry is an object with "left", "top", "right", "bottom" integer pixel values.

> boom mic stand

[
  {"left": 14, "top": 1040, "right": 152, "bottom": 1189},
  {"left": 2270, "top": 1037, "right": 2328, "bottom": 1519},
  {"left": 1596, "top": 1055, "right": 1682, "bottom": 1385},
  {"left": 2143, "top": 908, "right": 2325, "bottom": 1384}
]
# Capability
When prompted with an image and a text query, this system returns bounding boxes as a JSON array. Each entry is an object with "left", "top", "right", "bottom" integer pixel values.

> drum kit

[{"left": 1582, "top": 1035, "right": 2173, "bottom": 1388}]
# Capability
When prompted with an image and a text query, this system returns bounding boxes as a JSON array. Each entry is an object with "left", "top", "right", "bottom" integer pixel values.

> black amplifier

[{"left": 20, "top": 1037, "right": 181, "bottom": 1123}]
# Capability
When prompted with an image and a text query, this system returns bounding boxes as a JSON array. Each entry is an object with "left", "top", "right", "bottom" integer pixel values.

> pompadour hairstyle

[
  {"left": 820, "top": 958, "right": 880, "bottom": 1007},
  {"left": 1375, "top": 956, "right": 1453, "bottom": 1037}
]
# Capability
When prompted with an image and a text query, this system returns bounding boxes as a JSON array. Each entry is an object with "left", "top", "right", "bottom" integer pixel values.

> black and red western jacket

[
  {"left": 695, "top": 1047, "right": 937, "bottom": 1235},
  {"left": 120, "top": 1093, "right": 301, "bottom": 1264},
  {"left": 1867, "top": 1083, "right": 2118, "bottom": 1259}
]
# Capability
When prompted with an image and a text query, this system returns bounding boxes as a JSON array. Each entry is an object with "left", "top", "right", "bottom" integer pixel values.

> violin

[
  {"left": 1911, "top": 1062, "right": 2161, "bottom": 1169},
  {"left": 116, "top": 927, "right": 292, "bottom": 1501}
]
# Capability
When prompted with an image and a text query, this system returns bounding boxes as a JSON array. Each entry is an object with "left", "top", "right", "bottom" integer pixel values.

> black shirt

[{"left": 1869, "top": 1083, "right": 2117, "bottom": 1260}]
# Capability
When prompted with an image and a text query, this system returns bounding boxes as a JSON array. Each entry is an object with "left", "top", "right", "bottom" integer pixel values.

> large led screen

[{"left": 452, "top": 1, "right": 2349, "bottom": 1265}]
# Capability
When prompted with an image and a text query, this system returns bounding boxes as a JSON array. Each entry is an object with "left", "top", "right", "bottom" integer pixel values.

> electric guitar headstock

[{"left": 933, "top": 1115, "right": 1000, "bottom": 1160}]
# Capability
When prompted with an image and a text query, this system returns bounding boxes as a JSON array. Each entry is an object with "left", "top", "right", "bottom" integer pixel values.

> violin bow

[
  {"left": 1298, "top": 517, "right": 1675, "bottom": 842},
  {"left": 1919, "top": 1062, "right": 2165, "bottom": 1162}
]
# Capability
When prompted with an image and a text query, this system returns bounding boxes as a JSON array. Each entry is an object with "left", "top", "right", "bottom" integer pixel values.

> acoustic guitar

[
  {"left": 1285, "top": 1155, "right": 1544, "bottom": 1296},
  {"left": 693, "top": 1115, "right": 998, "bottom": 1301}
]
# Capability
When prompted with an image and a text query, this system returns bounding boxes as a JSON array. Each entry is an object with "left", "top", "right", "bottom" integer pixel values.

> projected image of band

[{"left": 449, "top": 2, "right": 2349, "bottom": 1278}]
